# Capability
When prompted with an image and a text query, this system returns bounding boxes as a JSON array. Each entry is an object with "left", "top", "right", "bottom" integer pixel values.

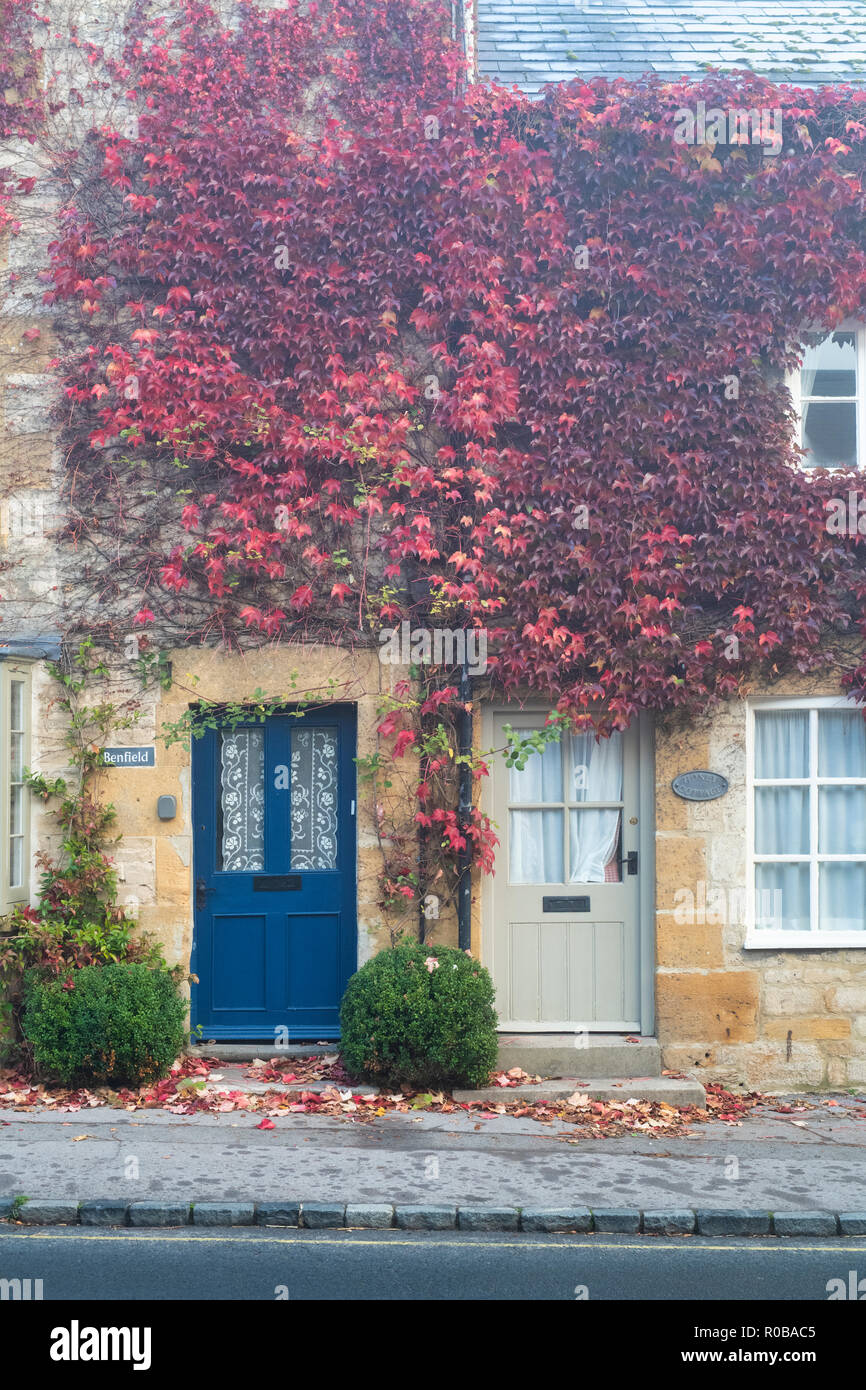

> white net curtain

[
  {"left": 509, "top": 731, "right": 623, "bottom": 885},
  {"left": 754, "top": 708, "right": 866, "bottom": 933}
]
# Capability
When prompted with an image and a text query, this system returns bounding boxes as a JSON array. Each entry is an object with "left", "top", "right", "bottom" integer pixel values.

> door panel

[
  {"left": 211, "top": 914, "right": 267, "bottom": 1010},
  {"left": 192, "top": 706, "right": 357, "bottom": 1041},
  {"left": 490, "top": 715, "right": 641, "bottom": 1030}
]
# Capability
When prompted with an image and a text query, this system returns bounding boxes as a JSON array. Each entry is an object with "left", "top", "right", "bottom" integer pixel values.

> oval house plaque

[{"left": 671, "top": 770, "right": 729, "bottom": 802}]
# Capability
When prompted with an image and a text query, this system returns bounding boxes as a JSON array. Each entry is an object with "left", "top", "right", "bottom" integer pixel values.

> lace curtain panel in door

[
  {"left": 508, "top": 732, "right": 623, "bottom": 884},
  {"left": 290, "top": 728, "right": 338, "bottom": 870},
  {"left": 220, "top": 729, "right": 265, "bottom": 871},
  {"left": 569, "top": 731, "right": 623, "bottom": 884}
]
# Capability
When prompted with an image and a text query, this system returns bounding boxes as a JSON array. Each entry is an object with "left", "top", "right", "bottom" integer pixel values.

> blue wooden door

[{"left": 192, "top": 706, "right": 357, "bottom": 1041}]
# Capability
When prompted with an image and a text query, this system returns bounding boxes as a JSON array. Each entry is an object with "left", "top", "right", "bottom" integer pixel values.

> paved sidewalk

[{"left": 2, "top": 1095, "right": 865, "bottom": 1211}]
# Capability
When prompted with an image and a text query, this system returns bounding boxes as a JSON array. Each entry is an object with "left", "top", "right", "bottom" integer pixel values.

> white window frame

[
  {"left": 745, "top": 694, "right": 866, "bottom": 948},
  {"left": 789, "top": 319, "right": 866, "bottom": 471},
  {"left": 0, "top": 662, "right": 31, "bottom": 919}
]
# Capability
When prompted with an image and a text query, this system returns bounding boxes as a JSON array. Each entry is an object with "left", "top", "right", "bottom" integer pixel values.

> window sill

[{"left": 744, "top": 932, "right": 866, "bottom": 950}]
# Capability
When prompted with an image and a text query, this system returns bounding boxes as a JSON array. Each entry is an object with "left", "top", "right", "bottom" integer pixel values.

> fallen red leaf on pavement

[{"left": 0, "top": 1059, "right": 770, "bottom": 1139}]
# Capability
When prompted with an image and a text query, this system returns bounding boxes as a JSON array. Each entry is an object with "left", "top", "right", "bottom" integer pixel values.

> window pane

[
  {"left": 569, "top": 730, "right": 623, "bottom": 803},
  {"left": 801, "top": 331, "right": 856, "bottom": 397},
  {"left": 754, "top": 710, "right": 809, "bottom": 779},
  {"left": 220, "top": 729, "right": 265, "bottom": 872},
  {"left": 569, "top": 808, "right": 621, "bottom": 883},
  {"left": 819, "top": 711, "right": 866, "bottom": 778},
  {"left": 9, "top": 784, "right": 23, "bottom": 837},
  {"left": 802, "top": 400, "right": 857, "bottom": 467},
  {"left": 508, "top": 739, "right": 562, "bottom": 803},
  {"left": 9, "top": 731, "right": 23, "bottom": 780},
  {"left": 10, "top": 680, "right": 23, "bottom": 729},
  {"left": 820, "top": 863, "right": 866, "bottom": 931},
  {"left": 755, "top": 863, "right": 809, "bottom": 931},
  {"left": 509, "top": 809, "right": 563, "bottom": 883},
  {"left": 290, "top": 727, "right": 338, "bottom": 871},
  {"left": 818, "top": 787, "right": 866, "bottom": 854},
  {"left": 9, "top": 837, "right": 22, "bottom": 890},
  {"left": 754, "top": 787, "right": 809, "bottom": 855}
]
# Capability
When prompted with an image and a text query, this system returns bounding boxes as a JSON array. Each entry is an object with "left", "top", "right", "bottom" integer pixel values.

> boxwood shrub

[
  {"left": 339, "top": 941, "right": 498, "bottom": 1089},
  {"left": 21, "top": 962, "right": 186, "bottom": 1086}
]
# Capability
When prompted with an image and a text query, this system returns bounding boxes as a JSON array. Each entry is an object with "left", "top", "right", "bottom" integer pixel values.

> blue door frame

[{"left": 191, "top": 705, "right": 357, "bottom": 1042}]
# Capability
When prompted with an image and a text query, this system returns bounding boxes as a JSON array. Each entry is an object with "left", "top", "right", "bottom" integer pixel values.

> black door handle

[
  {"left": 195, "top": 878, "right": 207, "bottom": 910},
  {"left": 619, "top": 851, "right": 638, "bottom": 875}
]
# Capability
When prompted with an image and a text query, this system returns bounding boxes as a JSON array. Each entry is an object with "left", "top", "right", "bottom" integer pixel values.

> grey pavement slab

[{"left": 1, "top": 1096, "right": 866, "bottom": 1210}]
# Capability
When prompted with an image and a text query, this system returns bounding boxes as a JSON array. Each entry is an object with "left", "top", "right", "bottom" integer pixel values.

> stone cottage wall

[{"left": 656, "top": 673, "right": 866, "bottom": 1091}]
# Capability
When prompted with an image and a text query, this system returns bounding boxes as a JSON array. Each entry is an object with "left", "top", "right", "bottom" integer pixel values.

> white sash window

[
  {"left": 747, "top": 697, "right": 866, "bottom": 946},
  {"left": 791, "top": 324, "right": 866, "bottom": 469},
  {"left": 0, "top": 664, "right": 31, "bottom": 918}
]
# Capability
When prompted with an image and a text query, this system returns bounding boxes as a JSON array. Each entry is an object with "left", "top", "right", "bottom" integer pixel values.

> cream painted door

[{"left": 488, "top": 715, "right": 641, "bottom": 1030}]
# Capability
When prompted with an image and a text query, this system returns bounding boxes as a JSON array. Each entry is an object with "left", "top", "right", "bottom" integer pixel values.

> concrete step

[
  {"left": 453, "top": 1077, "right": 706, "bottom": 1106},
  {"left": 191, "top": 1036, "right": 663, "bottom": 1078},
  {"left": 197, "top": 1067, "right": 704, "bottom": 1108},
  {"left": 496, "top": 1032, "right": 662, "bottom": 1078},
  {"left": 203, "top": 1073, "right": 375, "bottom": 1096},
  {"left": 188, "top": 1044, "right": 336, "bottom": 1061}
]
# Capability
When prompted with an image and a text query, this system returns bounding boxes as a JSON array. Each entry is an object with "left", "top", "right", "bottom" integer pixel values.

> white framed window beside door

[
  {"left": 0, "top": 662, "right": 31, "bottom": 919},
  {"left": 746, "top": 696, "right": 866, "bottom": 947}
]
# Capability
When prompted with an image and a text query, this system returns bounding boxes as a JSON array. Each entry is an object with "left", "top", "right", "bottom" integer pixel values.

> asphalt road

[{"left": 1, "top": 1227, "right": 864, "bottom": 1302}]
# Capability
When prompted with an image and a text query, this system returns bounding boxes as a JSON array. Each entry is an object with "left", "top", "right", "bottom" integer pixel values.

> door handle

[
  {"left": 619, "top": 850, "right": 638, "bottom": 876},
  {"left": 195, "top": 878, "right": 207, "bottom": 910}
]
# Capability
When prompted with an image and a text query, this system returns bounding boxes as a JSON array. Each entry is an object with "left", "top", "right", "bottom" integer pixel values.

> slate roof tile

[{"left": 474, "top": 0, "right": 866, "bottom": 93}]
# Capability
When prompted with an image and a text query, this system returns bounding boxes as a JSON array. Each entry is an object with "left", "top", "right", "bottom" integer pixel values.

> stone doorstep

[
  {"left": 496, "top": 1033, "right": 662, "bottom": 1079},
  {"left": 203, "top": 1074, "right": 378, "bottom": 1097},
  {"left": 3, "top": 1198, "right": 865, "bottom": 1236},
  {"left": 201, "top": 1071, "right": 705, "bottom": 1106},
  {"left": 192, "top": 1034, "right": 664, "bottom": 1083},
  {"left": 452, "top": 1076, "right": 706, "bottom": 1106},
  {"left": 188, "top": 1044, "right": 336, "bottom": 1062}
]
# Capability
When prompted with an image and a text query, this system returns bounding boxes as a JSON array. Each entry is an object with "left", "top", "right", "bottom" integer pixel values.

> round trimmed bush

[
  {"left": 22, "top": 962, "right": 187, "bottom": 1086},
  {"left": 339, "top": 941, "right": 498, "bottom": 1089}
]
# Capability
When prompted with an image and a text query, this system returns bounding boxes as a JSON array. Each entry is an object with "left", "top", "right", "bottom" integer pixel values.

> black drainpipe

[{"left": 457, "top": 655, "right": 473, "bottom": 951}]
